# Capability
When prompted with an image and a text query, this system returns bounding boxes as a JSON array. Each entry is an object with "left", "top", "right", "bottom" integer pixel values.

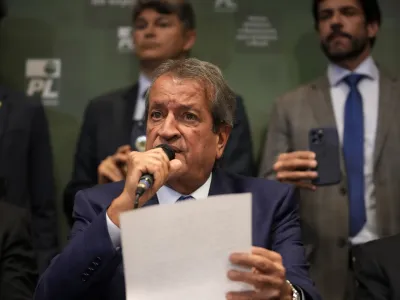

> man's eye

[
  {"left": 151, "top": 111, "right": 162, "bottom": 120},
  {"left": 184, "top": 113, "right": 197, "bottom": 121},
  {"left": 158, "top": 22, "right": 170, "bottom": 28},
  {"left": 134, "top": 21, "right": 147, "bottom": 30}
]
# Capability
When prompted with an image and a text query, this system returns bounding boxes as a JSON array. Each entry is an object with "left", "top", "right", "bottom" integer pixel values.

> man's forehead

[
  {"left": 149, "top": 76, "right": 208, "bottom": 108},
  {"left": 152, "top": 74, "right": 203, "bottom": 91},
  {"left": 319, "top": 0, "right": 360, "bottom": 10}
]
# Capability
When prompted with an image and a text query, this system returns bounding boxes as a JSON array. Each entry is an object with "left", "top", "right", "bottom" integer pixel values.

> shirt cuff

[{"left": 106, "top": 212, "right": 121, "bottom": 248}]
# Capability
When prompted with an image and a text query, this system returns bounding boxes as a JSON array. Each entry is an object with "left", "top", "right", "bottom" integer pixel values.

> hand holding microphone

[{"left": 107, "top": 144, "right": 182, "bottom": 227}]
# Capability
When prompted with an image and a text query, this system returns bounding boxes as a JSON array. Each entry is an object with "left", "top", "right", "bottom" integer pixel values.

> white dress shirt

[
  {"left": 133, "top": 73, "right": 152, "bottom": 121},
  {"left": 106, "top": 174, "right": 212, "bottom": 248},
  {"left": 327, "top": 56, "right": 379, "bottom": 244}
]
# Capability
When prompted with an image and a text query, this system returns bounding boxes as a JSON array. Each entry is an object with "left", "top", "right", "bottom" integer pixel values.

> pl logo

[{"left": 25, "top": 59, "right": 62, "bottom": 106}]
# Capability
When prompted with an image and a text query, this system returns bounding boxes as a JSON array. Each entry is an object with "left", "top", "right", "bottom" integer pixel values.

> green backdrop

[{"left": 1, "top": 0, "right": 399, "bottom": 243}]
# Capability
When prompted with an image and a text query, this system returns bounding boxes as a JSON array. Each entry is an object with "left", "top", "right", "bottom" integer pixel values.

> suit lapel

[
  {"left": 373, "top": 72, "right": 399, "bottom": 169},
  {"left": 142, "top": 194, "right": 159, "bottom": 207},
  {"left": 114, "top": 83, "right": 139, "bottom": 145},
  {"left": 308, "top": 76, "right": 337, "bottom": 128},
  {"left": 208, "top": 168, "right": 233, "bottom": 196}
]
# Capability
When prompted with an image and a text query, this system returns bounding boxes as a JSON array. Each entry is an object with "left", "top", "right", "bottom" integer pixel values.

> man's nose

[
  {"left": 158, "top": 114, "right": 180, "bottom": 142},
  {"left": 329, "top": 12, "right": 344, "bottom": 29},
  {"left": 143, "top": 23, "right": 156, "bottom": 38}
]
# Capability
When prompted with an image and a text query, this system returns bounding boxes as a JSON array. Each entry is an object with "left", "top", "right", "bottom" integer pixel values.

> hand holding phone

[
  {"left": 309, "top": 127, "right": 341, "bottom": 186},
  {"left": 273, "top": 151, "right": 318, "bottom": 190}
]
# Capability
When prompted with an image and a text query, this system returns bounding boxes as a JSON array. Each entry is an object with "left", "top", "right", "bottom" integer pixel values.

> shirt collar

[
  {"left": 327, "top": 56, "right": 379, "bottom": 87},
  {"left": 156, "top": 173, "right": 213, "bottom": 205},
  {"left": 138, "top": 73, "right": 152, "bottom": 99}
]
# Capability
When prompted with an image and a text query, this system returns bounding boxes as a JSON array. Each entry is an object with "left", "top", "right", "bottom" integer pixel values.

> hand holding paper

[
  {"left": 227, "top": 247, "right": 292, "bottom": 300},
  {"left": 120, "top": 193, "right": 253, "bottom": 300}
]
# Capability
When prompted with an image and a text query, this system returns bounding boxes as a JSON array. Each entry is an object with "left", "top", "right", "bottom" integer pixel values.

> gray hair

[{"left": 145, "top": 58, "right": 236, "bottom": 132}]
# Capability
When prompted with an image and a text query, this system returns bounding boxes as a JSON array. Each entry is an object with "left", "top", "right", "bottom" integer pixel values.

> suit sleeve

[
  {"left": 220, "top": 96, "right": 254, "bottom": 176},
  {"left": 28, "top": 101, "right": 59, "bottom": 273},
  {"left": 271, "top": 186, "right": 321, "bottom": 300},
  {"left": 258, "top": 98, "right": 291, "bottom": 178},
  {"left": 0, "top": 207, "right": 38, "bottom": 300},
  {"left": 63, "top": 101, "right": 99, "bottom": 227},
  {"left": 354, "top": 245, "right": 389, "bottom": 300},
  {"left": 34, "top": 190, "right": 122, "bottom": 300}
]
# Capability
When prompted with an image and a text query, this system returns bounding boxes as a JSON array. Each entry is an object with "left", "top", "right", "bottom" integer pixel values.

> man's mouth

[
  {"left": 168, "top": 146, "right": 182, "bottom": 154},
  {"left": 327, "top": 32, "right": 351, "bottom": 43}
]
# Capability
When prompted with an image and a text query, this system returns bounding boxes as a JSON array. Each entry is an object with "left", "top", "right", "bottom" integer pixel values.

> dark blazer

[
  {"left": 63, "top": 84, "right": 254, "bottom": 225},
  {"left": 354, "top": 234, "right": 400, "bottom": 300},
  {"left": 0, "top": 200, "right": 38, "bottom": 300},
  {"left": 0, "top": 87, "right": 58, "bottom": 273},
  {"left": 36, "top": 168, "right": 320, "bottom": 300}
]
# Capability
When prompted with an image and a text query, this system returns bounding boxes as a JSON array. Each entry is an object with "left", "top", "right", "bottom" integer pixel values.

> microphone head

[{"left": 156, "top": 144, "right": 175, "bottom": 160}]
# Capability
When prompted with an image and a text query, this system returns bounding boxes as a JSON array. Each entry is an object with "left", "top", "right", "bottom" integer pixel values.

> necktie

[
  {"left": 176, "top": 195, "right": 194, "bottom": 202},
  {"left": 130, "top": 87, "right": 149, "bottom": 150},
  {"left": 142, "top": 87, "right": 149, "bottom": 100},
  {"left": 342, "top": 73, "right": 366, "bottom": 237}
]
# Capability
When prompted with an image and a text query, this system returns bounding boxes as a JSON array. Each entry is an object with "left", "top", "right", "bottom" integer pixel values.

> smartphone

[{"left": 308, "top": 127, "right": 341, "bottom": 186}]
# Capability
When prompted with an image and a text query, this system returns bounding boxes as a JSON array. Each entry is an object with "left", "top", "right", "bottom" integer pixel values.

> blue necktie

[
  {"left": 342, "top": 74, "right": 366, "bottom": 237},
  {"left": 176, "top": 195, "right": 194, "bottom": 202}
]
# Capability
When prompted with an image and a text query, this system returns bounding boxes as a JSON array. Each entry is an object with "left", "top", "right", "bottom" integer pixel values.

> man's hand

[
  {"left": 273, "top": 151, "right": 318, "bottom": 190},
  {"left": 107, "top": 147, "right": 182, "bottom": 227},
  {"left": 227, "top": 247, "right": 293, "bottom": 300},
  {"left": 97, "top": 145, "right": 131, "bottom": 184}
]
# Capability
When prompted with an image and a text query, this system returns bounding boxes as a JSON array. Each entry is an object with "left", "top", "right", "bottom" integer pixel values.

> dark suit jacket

[
  {"left": 63, "top": 84, "right": 254, "bottom": 225},
  {"left": 0, "top": 200, "right": 38, "bottom": 300},
  {"left": 0, "top": 87, "right": 58, "bottom": 272},
  {"left": 354, "top": 234, "right": 400, "bottom": 300},
  {"left": 36, "top": 168, "right": 320, "bottom": 300}
]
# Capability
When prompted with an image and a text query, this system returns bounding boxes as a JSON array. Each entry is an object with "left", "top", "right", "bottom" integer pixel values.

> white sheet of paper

[{"left": 120, "top": 192, "right": 252, "bottom": 300}]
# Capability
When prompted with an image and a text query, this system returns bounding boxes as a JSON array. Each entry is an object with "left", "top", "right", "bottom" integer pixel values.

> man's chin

[
  {"left": 167, "top": 165, "right": 187, "bottom": 182},
  {"left": 137, "top": 52, "right": 168, "bottom": 63},
  {"left": 322, "top": 45, "right": 356, "bottom": 63}
]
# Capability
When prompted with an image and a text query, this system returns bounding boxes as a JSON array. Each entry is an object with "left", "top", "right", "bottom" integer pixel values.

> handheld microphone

[{"left": 134, "top": 144, "right": 175, "bottom": 209}]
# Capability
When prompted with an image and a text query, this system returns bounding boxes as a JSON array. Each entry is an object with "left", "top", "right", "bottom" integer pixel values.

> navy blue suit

[{"left": 35, "top": 169, "right": 320, "bottom": 300}]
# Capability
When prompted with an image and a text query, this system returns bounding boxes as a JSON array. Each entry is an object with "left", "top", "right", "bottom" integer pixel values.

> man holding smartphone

[{"left": 258, "top": 0, "right": 400, "bottom": 300}]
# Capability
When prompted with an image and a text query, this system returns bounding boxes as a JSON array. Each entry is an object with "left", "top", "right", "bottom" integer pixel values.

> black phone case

[{"left": 309, "top": 127, "right": 341, "bottom": 186}]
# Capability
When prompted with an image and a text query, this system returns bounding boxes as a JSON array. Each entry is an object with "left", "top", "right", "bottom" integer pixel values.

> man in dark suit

[
  {"left": 35, "top": 58, "right": 320, "bottom": 300},
  {"left": 63, "top": 0, "right": 254, "bottom": 226},
  {"left": 0, "top": 89, "right": 58, "bottom": 272},
  {"left": 0, "top": 1, "right": 58, "bottom": 273},
  {"left": 0, "top": 197, "right": 38, "bottom": 300},
  {"left": 353, "top": 234, "right": 400, "bottom": 300}
]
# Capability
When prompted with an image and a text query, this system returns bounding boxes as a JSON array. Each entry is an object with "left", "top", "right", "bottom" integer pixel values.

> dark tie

[
  {"left": 342, "top": 73, "right": 366, "bottom": 237},
  {"left": 130, "top": 88, "right": 149, "bottom": 150},
  {"left": 141, "top": 87, "right": 149, "bottom": 101},
  {"left": 176, "top": 195, "right": 194, "bottom": 202}
]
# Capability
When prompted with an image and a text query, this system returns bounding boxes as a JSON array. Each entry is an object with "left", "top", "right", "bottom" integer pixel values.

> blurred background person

[
  {"left": 258, "top": 0, "right": 400, "bottom": 299},
  {"left": 0, "top": 0, "right": 58, "bottom": 273},
  {"left": 354, "top": 233, "right": 400, "bottom": 300},
  {"left": 0, "top": 183, "right": 38, "bottom": 300}
]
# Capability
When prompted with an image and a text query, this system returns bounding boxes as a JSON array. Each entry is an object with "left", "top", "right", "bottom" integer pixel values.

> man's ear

[
  {"left": 215, "top": 124, "right": 232, "bottom": 160},
  {"left": 367, "top": 21, "right": 379, "bottom": 40},
  {"left": 183, "top": 29, "right": 196, "bottom": 52}
]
